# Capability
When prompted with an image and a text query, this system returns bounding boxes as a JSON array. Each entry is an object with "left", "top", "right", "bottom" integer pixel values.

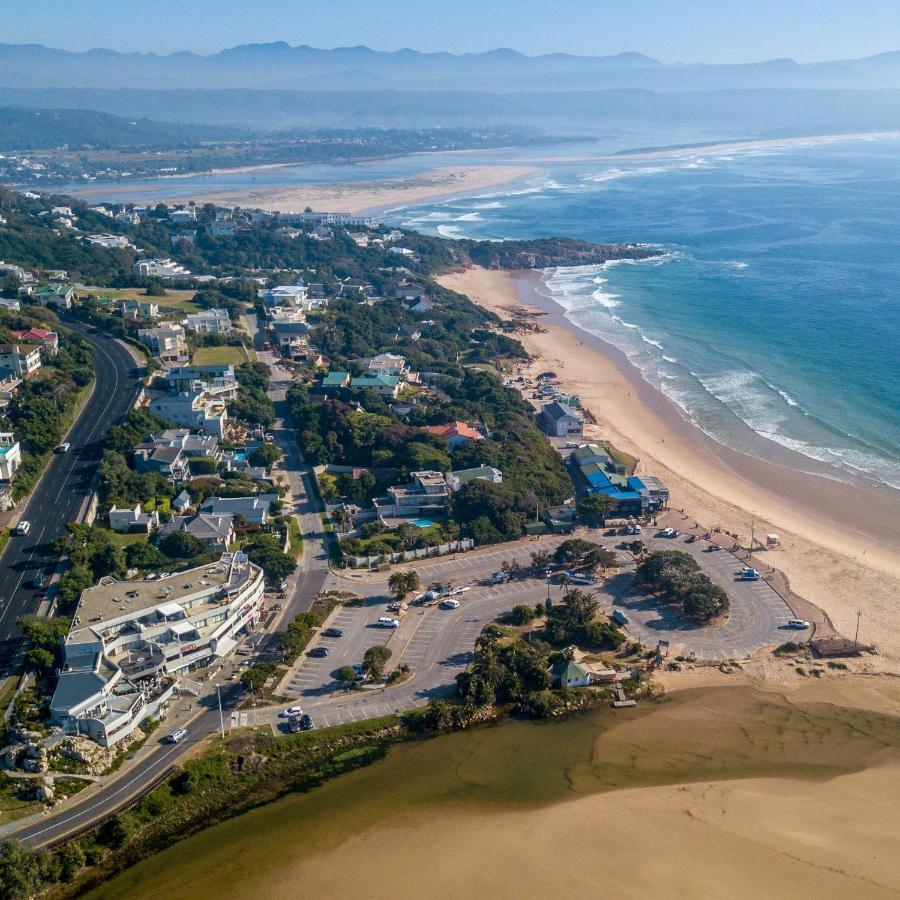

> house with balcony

[
  {"left": 138, "top": 324, "right": 188, "bottom": 363},
  {"left": 373, "top": 471, "right": 450, "bottom": 521},
  {"left": 159, "top": 513, "right": 234, "bottom": 551},
  {"left": 132, "top": 444, "right": 190, "bottom": 481},
  {"left": 423, "top": 421, "right": 483, "bottom": 448},
  {"left": 0, "top": 432, "right": 22, "bottom": 481},
  {"left": 364, "top": 353, "right": 409, "bottom": 378},
  {"left": 33, "top": 284, "right": 75, "bottom": 310},
  {"left": 445, "top": 465, "right": 503, "bottom": 493},
  {"left": 132, "top": 258, "right": 191, "bottom": 280},
  {"left": 351, "top": 374, "right": 400, "bottom": 399},
  {"left": 185, "top": 308, "right": 232, "bottom": 335},
  {"left": 0, "top": 344, "right": 42, "bottom": 378},
  {"left": 539, "top": 401, "right": 584, "bottom": 438},
  {"left": 49, "top": 552, "right": 264, "bottom": 746},
  {"left": 164, "top": 364, "right": 238, "bottom": 399},
  {"left": 199, "top": 494, "right": 277, "bottom": 528},
  {"left": 150, "top": 391, "right": 228, "bottom": 437}
]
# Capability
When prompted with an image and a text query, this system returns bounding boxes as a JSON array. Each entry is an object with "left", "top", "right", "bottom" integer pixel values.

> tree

[
  {"left": 159, "top": 530, "right": 205, "bottom": 559},
  {"left": 337, "top": 666, "right": 359, "bottom": 684},
  {"left": 25, "top": 647, "right": 55, "bottom": 674},
  {"left": 362, "top": 645, "right": 392, "bottom": 680},
  {"left": 388, "top": 569, "right": 420, "bottom": 598},
  {"left": 55, "top": 840, "right": 85, "bottom": 883},
  {"left": 424, "top": 698, "right": 453, "bottom": 730},
  {"left": 530, "top": 549, "right": 552, "bottom": 573},
  {"left": 509, "top": 604, "right": 536, "bottom": 626},
  {"left": 144, "top": 278, "right": 167, "bottom": 296},
  {"left": 249, "top": 443, "right": 282, "bottom": 470},
  {"left": 243, "top": 534, "right": 296, "bottom": 582},
  {"left": 125, "top": 540, "right": 166, "bottom": 570},
  {"left": 576, "top": 493, "right": 615, "bottom": 526}
]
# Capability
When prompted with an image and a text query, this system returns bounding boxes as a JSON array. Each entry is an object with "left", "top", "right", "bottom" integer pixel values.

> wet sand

[
  {"left": 71, "top": 165, "right": 537, "bottom": 214},
  {"left": 436, "top": 267, "right": 900, "bottom": 668},
  {"left": 88, "top": 677, "right": 900, "bottom": 900}
]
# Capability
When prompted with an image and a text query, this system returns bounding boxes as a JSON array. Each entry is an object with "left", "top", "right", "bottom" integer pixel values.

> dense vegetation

[{"left": 634, "top": 550, "right": 730, "bottom": 623}]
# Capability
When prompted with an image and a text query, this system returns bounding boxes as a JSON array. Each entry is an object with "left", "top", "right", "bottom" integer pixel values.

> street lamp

[
  {"left": 216, "top": 683, "right": 225, "bottom": 739},
  {"left": 546, "top": 573, "right": 552, "bottom": 603}
]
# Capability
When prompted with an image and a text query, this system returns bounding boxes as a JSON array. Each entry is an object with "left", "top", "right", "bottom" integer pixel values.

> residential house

[
  {"left": 258, "top": 283, "right": 309, "bottom": 308},
  {"left": 119, "top": 299, "right": 159, "bottom": 320},
  {"left": 539, "top": 401, "right": 584, "bottom": 438},
  {"left": 159, "top": 513, "right": 234, "bottom": 552},
  {"left": 108, "top": 504, "right": 160, "bottom": 534},
  {"left": 270, "top": 321, "right": 311, "bottom": 356},
  {"left": 9, "top": 327, "right": 58, "bottom": 356},
  {"left": 150, "top": 429, "right": 220, "bottom": 461},
  {"left": 445, "top": 465, "right": 502, "bottom": 493},
  {"left": 322, "top": 371, "right": 350, "bottom": 390},
  {"left": 365, "top": 353, "right": 408, "bottom": 378},
  {"left": 387, "top": 324, "right": 421, "bottom": 342},
  {"left": 569, "top": 443, "right": 626, "bottom": 475},
  {"left": 49, "top": 552, "right": 264, "bottom": 746},
  {"left": 551, "top": 658, "right": 619, "bottom": 688},
  {"left": 569, "top": 457, "right": 645, "bottom": 518},
  {"left": 543, "top": 504, "right": 577, "bottom": 534},
  {"left": 0, "top": 375, "right": 22, "bottom": 414},
  {"left": 0, "top": 432, "right": 22, "bottom": 480},
  {"left": 199, "top": 494, "right": 277, "bottom": 528},
  {"left": 149, "top": 391, "right": 228, "bottom": 437},
  {"left": 138, "top": 324, "right": 188, "bottom": 362},
  {"left": 0, "top": 261, "right": 31, "bottom": 284},
  {"left": 423, "top": 421, "right": 483, "bottom": 447},
  {"left": 33, "top": 284, "right": 75, "bottom": 310},
  {"left": 0, "top": 298, "right": 21, "bottom": 312},
  {"left": 132, "top": 258, "right": 191, "bottom": 280},
  {"left": 185, "top": 308, "right": 232, "bottom": 335},
  {"left": 170, "top": 208, "right": 197, "bottom": 224},
  {"left": 164, "top": 365, "right": 238, "bottom": 399},
  {"left": 172, "top": 489, "right": 192, "bottom": 513},
  {"left": 132, "top": 444, "right": 190, "bottom": 481},
  {"left": 407, "top": 298, "right": 434, "bottom": 316},
  {"left": 0, "top": 344, "right": 42, "bottom": 378},
  {"left": 84, "top": 234, "right": 133, "bottom": 249},
  {"left": 373, "top": 471, "right": 449, "bottom": 520},
  {"left": 351, "top": 374, "right": 400, "bottom": 399}
]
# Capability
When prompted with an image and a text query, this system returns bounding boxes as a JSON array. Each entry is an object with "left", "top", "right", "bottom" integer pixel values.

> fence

[{"left": 343, "top": 538, "right": 474, "bottom": 569}]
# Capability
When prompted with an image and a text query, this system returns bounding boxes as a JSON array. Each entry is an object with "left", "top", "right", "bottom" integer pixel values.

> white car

[
  {"left": 660, "top": 527, "right": 676, "bottom": 537},
  {"left": 14, "top": 521, "right": 30, "bottom": 536},
  {"left": 787, "top": 618, "right": 811, "bottom": 629},
  {"left": 279, "top": 705, "right": 304, "bottom": 718},
  {"left": 448, "top": 585, "right": 471, "bottom": 596},
  {"left": 55, "top": 442, "right": 71, "bottom": 453},
  {"left": 376, "top": 617, "right": 401, "bottom": 628},
  {"left": 165, "top": 729, "right": 187, "bottom": 744},
  {"left": 440, "top": 598, "right": 460, "bottom": 609}
]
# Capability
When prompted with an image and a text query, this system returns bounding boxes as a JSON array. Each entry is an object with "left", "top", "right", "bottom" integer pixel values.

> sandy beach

[
  {"left": 72, "top": 164, "right": 537, "bottom": 214},
  {"left": 437, "top": 267, "right": 900, "bottom": 668}
]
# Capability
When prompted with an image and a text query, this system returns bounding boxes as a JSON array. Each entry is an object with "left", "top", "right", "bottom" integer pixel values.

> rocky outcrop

[{"left": 460, "top": 237, "right": 662, "bottom": 270}]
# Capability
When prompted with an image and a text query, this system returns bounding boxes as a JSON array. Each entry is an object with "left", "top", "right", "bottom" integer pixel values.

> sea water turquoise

[{"left": 391, "top": 137, "right": 900, "bottom": 496}]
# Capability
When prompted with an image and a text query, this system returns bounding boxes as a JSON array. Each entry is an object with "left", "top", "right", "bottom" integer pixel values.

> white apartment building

[
  {"left": 150, "top": 391, "right": 229, "bottom": 437},
  {"left": 0, "top": 432, "right": 22, "bottom": 480},
  {"left": 133, "top": 258, "right": 191, "bottom": 280},
  {"left": 50, "top": 552, "right": 265, "bottom": 746}
]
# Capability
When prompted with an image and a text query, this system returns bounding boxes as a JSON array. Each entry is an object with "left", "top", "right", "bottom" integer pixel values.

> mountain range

[{"left": 3, "top": 42, "right": 900, "bottom": 92}]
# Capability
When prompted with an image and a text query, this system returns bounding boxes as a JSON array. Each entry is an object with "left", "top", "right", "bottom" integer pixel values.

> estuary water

[{"left": 391, "top": 137, "right": 900, "bottom": 495}]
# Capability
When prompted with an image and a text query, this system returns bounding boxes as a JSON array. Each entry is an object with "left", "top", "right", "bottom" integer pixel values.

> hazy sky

[{"left": 5, "top": 0, "right": 900, "bottom": 62}]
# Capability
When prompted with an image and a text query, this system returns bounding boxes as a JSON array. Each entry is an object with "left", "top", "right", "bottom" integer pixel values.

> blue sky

[{"left": 5, "top": 0, "right": 900, "bottom": 62}]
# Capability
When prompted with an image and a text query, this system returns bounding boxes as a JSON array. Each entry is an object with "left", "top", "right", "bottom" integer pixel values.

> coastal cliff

[{"left": 459, "top": 237, "right": 661, "bottom": 270}]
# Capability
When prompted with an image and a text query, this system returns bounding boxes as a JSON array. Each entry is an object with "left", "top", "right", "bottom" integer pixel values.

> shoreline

[
  {"left": 66, "top": 164, "right": 539, "bottom": 214},
  {"left": 436, "top": 266, "right": 900, "bottom": 667}
]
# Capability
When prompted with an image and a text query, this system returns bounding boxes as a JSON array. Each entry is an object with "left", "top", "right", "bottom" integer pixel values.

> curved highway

[{"left": 0, "top": 322, "right": 144, "bottom": 672}]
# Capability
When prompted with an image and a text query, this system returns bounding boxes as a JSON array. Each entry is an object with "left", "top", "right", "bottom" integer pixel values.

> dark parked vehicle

[
  {"left": 288, "top": 714, "right": 303, "bottom": 733},
  {"left": 299, "top": 714, "right": 314, "bottom": 730},
  {"left": 323, "top": 627, "right": 344, "bottom": 638},
  {"left": 307, "top": 646, "right": 329, "bottom": 657}
]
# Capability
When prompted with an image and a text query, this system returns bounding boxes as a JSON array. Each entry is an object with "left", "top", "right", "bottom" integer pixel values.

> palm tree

[
  {"left": 388, "top": 570, "right": 420, "bottom": 599},
  {"left": 558, "top": 573, "right": 571, "bottom": 599}
]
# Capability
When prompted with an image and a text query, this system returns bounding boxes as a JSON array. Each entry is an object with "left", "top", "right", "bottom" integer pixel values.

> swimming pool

[{"left": 409, "top": 518, "right": 435, "bottom": 528}]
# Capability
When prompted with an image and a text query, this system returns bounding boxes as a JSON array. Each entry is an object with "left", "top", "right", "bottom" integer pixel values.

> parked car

[
  {"left": 490, "top": 571, "right": 509, "bottom": 585},
  {"left": 279, "top": 705, "right": 304, "bottom": 718},
  {"left": 288, "top": 714, "right": 303, "bottom": 733},
  {"left": 323, "top": 627, "right": 344, "bottom": 638},
  {"left": 660, "top": 527, "right": 676, "bottom": 538},
  {"left": 706, "top": 543, "right": 722, "bottom": 552},
  {"left": 440, "top": 598, "right": 461, "bottom": 609},
  {"left": 376, "top": 617, "right": 401, "bottom": 628},
  {"left": 165, "top": 729, "right": 187, "bottom": 744},
  {"left": 612, "top": 609, "right": 630, "bottom": 626},
  {"left": 307, "top": 646, "right": 329, "bottom": 657},
  {"left": 299, "top": 714, "right": 314, "bottom": 730},
  {"left": 787, "top": 618, "right": 811, "bottom": 629},
  {"left": 736, "top": 567, "right": 761, "bottom": 581}
]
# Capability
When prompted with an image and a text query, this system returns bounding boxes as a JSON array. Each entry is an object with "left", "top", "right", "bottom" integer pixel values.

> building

[
  {"left": 185, "top": 308, "right": 232, "bottom": 335},
  {"left": 120, "top": 299, "right": 159, "bottom": 320},
  {"left": 351, "top": 374, "right": 400, "bottom": 399},
  {"left": 569, "top": 457, "right": 645, "bottom": 518},
  {"left": 9, "top": 327, "right": 58, "bottom": 356},
  {"left": 365, "top": 353, "right": 408, "bottom": 378},
  {"left": 84, "top": 234, "right": 133, "bottom": 249},
  {"left": 539, "top": 401, "right": 584, "bottom": 438},
  {"left": 138, "top": 324, "right": 188, "bottom": 362},
  {"left": 278, "top": 211, "right": 376, "bottom": 227},
  {"left": 159, "top": 514, "right": 234, "bottom": 551},
  {"left": 373, "top": 471, "right": 449, "bottom": 520},
  {"left": 0, "top": 297, "right": 21, "bottom": 313},
  {"left": 445, "top": 465, "right": 502, "bottom": 493},
  {"left": 543, "top": 504, "right": 577, "bottom": 534},
  {"left": 132, "top": 444, "right": 190, "bottom": 481},
  {"left": 199, "top": 494, "right": 277, "bottom": 528},
  {"left": 258, "top": 284, "right": 309, "bottom": 308},
  {"left": 0, "top": 432, "right": 22, "bottom": 480},
  {"left": 164, "top": 365, "right": 237, "bottom": 398},
  {"left": 149, "top": 428, "right": 220, "bottom": 461},
  {"left": 321, "top": 371, "right": 351, "bottom": 390},
  {"left": 423, "top": 421, "right": 483, "bottom": 447},
  {"left": 172, "top": 489, "right": 192, "bottom": 513},
  {"left": 551, "top": 657, "right": 619, "bottom": 688},
  {"left": 569, "top": 443, "right": 626, "bottom": 475},
  {"left": 150, "top": 391, "right": 228, "bottom": 437},
  {"left": 33, "top": 284, "right": 75, "bottom": 310},
  {"left": 636, "top": 475, "right": 670, "bottom": 508},
  {"left": 269, "top": 321, "right": 311, "bottom": 356},
  {"left": 49, "top": 552, "right": 264, "bottom": 746},
  {"left": 133, "top": 258, "right": 191, "bottom": 280},
  {"left": 170, "top": 208, "right": 197, "bottom": 224},
  {"left": 0, "top": 344, "right": 42, "bottom": 378},
  {"left": 108, "top": 504, "right": 160, "bottom": 534}
]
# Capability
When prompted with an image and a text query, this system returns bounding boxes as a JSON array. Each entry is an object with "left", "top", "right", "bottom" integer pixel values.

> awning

[
  {"left": 170, "top": 621, "right": 196, "bottom": 637},
  {"left": 158, "top": 601, "right": 183, "bottom": 619}
]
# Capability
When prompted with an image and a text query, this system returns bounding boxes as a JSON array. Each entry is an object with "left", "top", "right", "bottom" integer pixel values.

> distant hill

[
  {"left": 0, "top": 106, "right": 243, "bottom": 150},
  {"left": 2, "top": 41, "right": 900, "bottom": 92}
]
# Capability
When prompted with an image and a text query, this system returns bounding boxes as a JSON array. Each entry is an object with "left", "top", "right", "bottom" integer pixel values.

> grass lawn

[
  {"left": 287, "top": 515, "right": 304, "bottom": 557},
  {"left": 102, "top": 530, "right": 151, "bottom": 548},
  {"left": 192, "top": 345, "right": 253, "bottom": 366}
]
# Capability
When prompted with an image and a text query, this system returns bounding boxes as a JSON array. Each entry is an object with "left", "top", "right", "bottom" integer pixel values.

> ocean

[{"left": 389, "top": 137, "right": 900, "bottom": 495}]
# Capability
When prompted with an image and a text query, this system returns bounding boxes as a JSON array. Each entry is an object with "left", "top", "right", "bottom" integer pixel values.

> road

[{"left": 0, "top": 322, "right": 144, "bottom": 672}]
